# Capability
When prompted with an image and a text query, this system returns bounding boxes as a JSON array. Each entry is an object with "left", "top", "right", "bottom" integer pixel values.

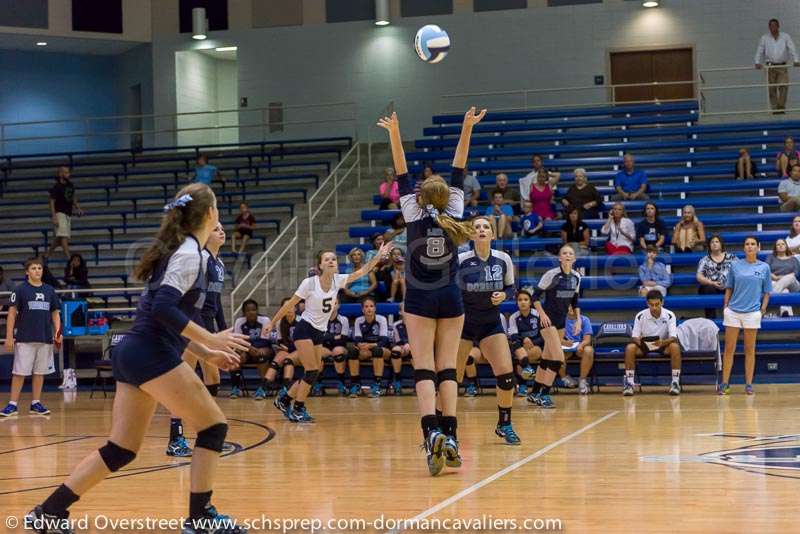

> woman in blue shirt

[
  {"left": 720, "top": 236, "right": 772, "bottom": 395},
  {"left": 638, "top": 245, "right": 672, "bottom": 297}
]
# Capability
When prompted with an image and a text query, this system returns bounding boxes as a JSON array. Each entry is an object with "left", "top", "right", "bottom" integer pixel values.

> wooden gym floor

[{"left": 1, "top": 385, "right": 799, "bottom": 533}]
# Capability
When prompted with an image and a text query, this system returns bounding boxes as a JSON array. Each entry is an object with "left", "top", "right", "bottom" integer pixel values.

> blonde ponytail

[{"left": 436, "top": 215, "right": 474, "bottom": 246}]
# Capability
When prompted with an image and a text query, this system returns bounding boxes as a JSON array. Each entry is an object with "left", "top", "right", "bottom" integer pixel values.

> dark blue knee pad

[
  {"left": 496, "top": 372, "right": 515, "bottom": 391},
  {"left": 466, "top": 356, "right": 475, "bottom": 366},
  {"left": 371, "top": 346, "right": 385, "bottom": 359},
  {"left": 437, "top": 368, "right": 457, "bottom": 384},
  {"left": 269, "top": 359, "right": 282, "bottom": 372},
  {"left": 544, "top": 359, "right": 563, "bottom": 372},
  {"left": 302, "top": 369, "right": 320, "bottom": 386},
  {"left": 390, "top": 350, "right": 402, "bottom": 360},
  {"left": 195, "top": 423, "right": 228, "bottom": 453},
  {"left": 333, "top": 354, "right": 346, "bottom": 364},
  {"left": 347, "top": 347, "right": 360, "bottom": 361},
  {"left": 414, "top": 369, "right": 436, "bottom": 384},
  {"left": 98, "top": 441, "right": 136, "bottom": 472}
]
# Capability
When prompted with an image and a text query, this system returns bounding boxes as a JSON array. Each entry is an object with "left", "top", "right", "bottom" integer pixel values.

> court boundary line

[{"left": 388, "top": 410, "right": 619, "bottom": 534}]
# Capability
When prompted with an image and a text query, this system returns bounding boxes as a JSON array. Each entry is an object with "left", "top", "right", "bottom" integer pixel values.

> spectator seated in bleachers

[
  {"left": 378, "top": 168, "right": 399, "bottom": 210},
  {"left": 230, "top": 298, "right": 275, "bottom": 400},
  {"left": 463, "top": 193, "right": 482, "bottom": 220},
  {"left": 519, "top": 154, "right": 560, "bottom": 204},
  {"left": 494, "top": 173, "right": 521, "bottom": 213},
  {"left": 352, "top": 297, "right": 391, "bottom": 398},
  {"left": 786, "top": 215, "right": 800, "bottom": 255},
  {"left": 561, "top": 168, "right": 602, "bottom": 219},
  {"left": 64, "top": 253, "right": 90, "bottom": 299},
  {"left": 383, "top": 212, "right": 407, "bottom": 253},
  {"left": 232, "top": 201, "right": 256, "bottom": 255},
  {"left": 636, "top": 202, "right": 668, "bottom": 251},
  {"left": 193, "top": 153, "right": 219, "bottom": 185},
  {"left": 613, "top": 153, "right": 648, "bottom": 201},
  {"left": 387, "top": 247, "right": 405, "bottom": 303},
  {"left": 560, "top": 207, "right": 590, "bottom": 256},
  {"left": 561, "top": 306, "right": 594, "bottom": 395},
  {"left": 735, "top": 148, "right": 758, "bottom": 180},
  {"left": 696, "top": 235, "right": 737, "bottom": 319},
  {"left": 778, "top": 163, "right": 800, "bottom": 212},
  {"left": 367, "top": 234, "right": 393, "bottom": 302},
  {"left": 507, "top": 289, "right": 542, "bottom": 398},
  {"left": 767, "top": 238, "right": 800, "bottom": 317},
  {"left": 341, "top": 248, "right": 377, "bottom": 303},
  {"left": 365, "top": 233, "right": 385, "bottom": 262},
  {"left": 776, "top": 136, "right": 800, "bottom": 177},
  {"left": 520, "top": 200, "right": 543, "bottom": 238},
  {"left": 601, "top": 202, "right": 635, "bottom": 255},
  {"left": 528, "top": 169, "right": 560, "bottom": 221},
  {"left": 623, "top": 289, "right": 682, "bottom": 397},
  {"left": 462, "top": 169, "right": 482, "bottom": 210},
  {"left": 672, "top": 205, "right": 706, "bottom": 253},
  {"left": 638, "top": 245, "right": 672, "bottom": 297},
  {"left": 485, "top": 190, "right": 515, "bottom": 239}
]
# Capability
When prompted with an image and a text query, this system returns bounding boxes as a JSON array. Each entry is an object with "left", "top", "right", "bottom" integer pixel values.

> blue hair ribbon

[{"left": 164, "top": 194, "right": 193, "bottom": 212}]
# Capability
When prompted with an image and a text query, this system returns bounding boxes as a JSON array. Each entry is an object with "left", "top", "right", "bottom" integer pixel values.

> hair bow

[
  {"left": 425, "top": 204, "right": 440, "bottom": 220},
  {"left": 164, "top": 194, "right": 193, "bottom": 212}
]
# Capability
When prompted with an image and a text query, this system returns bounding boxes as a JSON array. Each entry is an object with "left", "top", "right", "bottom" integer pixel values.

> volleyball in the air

[{"left": 414, "top": 25, "right": 450, "bottom": 64}]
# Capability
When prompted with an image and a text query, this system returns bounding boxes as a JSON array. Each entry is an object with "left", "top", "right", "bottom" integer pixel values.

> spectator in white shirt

[
  {"left": 601, "top": 202, "right": 636, "bottom": 255},
  {"left": 754, "top": 18, "right": 800, "bottom": 113},
  {"left": 623, "top": 290, "right": 681, "bottom": 396},
  {"left": 778, "top": 164, "right": 800, "bottom": 211},
  {"left": 519, "top": 154, "right": 559, "bottom": 202}
]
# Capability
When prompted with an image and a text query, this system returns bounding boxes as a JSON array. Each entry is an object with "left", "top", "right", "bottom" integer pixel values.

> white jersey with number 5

[{"left": 294, "top": 274, "right": 350, "bottom": 331}]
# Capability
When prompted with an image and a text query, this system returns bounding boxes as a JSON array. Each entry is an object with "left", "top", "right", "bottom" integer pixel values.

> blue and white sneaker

[
  {"left": 30, "top": 402, "right": 51, "bottom": 416},
  {"left": 349, "top": 384, "right": 361, "bottom": 398},
  {"left": 369, "top": 383, "right": 381, "bottom": 398},
  {"left": 273, "top": 395, "right": 292, "bottom": 420},
  {"left": 166, "top": 436, "right": 193, "bottom": 457},
  {"left": 464, "top": 383, "right": 478, "bottom": 397},
  {"left": 443, "top": 435, "right": 462, "bottom": 468},
  {"left": 337, "top": 383, "right": 347, "bottom": 396},
  {"left": 495, "top": 424, "right": 521, "bottom": 446},
  {"left": 25, "top": 506, "right": 73, "bottom": 534},
  {"left": 289, "top": 405, "right": 314, "bottom": 423},
  {"left": 392, "top": 379, "right": 402, "bottom": 396},
  {"left": 538, "top": 394, "right": 555, "bottom": 409},
  {"left": 229, "top": 386, "right": 242, "bottom": 399},
  {"left": 277, "top": 386, "right": 288, "bottom": 398},
  {"left": 516, "top": 383, "right": 528, "bottom": 397},
  {"left": 311, "top": 382, "right": 323, "bottom": 397},
  {"left": 0, "top": 403, "right": 18, "bottom": 417},
  {"left": 181, "top": 504, "right": 247, "bottom": 534},
  {"left": 253, "top": 387, "right": 266, "bottom": 401},
  {"left": 520, "top": 365, "right": 535, "bottom": 381},
  {"left": 425, "top": 430, "right": 446, "bottom": 476}
]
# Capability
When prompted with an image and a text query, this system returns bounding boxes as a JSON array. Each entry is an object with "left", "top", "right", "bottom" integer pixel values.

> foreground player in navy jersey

[
  {"left": 1, "top": 257, "right": 61, "bottom": 417},
  {"left": 378, "top": 107, "right": 484, "bottom": 476},
  {"left": 456, "top": 217, "right": 520, "bottom": 445},
  {"left": 528, "top": 245, "right": 582, "bottom": 409},
  {"left": 166, "top": 222, "right": 228, "bottom": 457},
  {"left": 27, "top": 184, "right": 251, "bottom": 534},
  {"left": 267, "top": 246, "right": 391, "bottom": 422}
]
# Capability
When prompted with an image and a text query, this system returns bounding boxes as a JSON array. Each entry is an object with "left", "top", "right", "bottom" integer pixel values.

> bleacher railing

[
  {"left": 307, "top": 141, "right": 361, "bottom": 249},
  {"left": 699, "top": 64, "right": 800, "bottom": 117},
  {"left": 229, "top": 216, "right": 299, "bottom": 318},
  {"left": 0, "top": 101, "right": 357, "bottom": 157}
]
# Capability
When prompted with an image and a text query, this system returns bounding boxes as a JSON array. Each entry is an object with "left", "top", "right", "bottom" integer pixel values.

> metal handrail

[
  {"left": 0, "top": 286, "right": 144, "bottom": 296},
  {"left": 699, "top": 63, "right": 800, "bottom": 118},
  {"left": 229, "top": 216, "right": 299, "bottom": 317},
  {"left": 307, "top": 142, "right": 361, "bottom": 248}
]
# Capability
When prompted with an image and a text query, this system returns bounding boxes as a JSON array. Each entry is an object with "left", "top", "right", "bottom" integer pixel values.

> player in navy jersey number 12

[
  {"left": 27, "top": 184, "right": 251, "bottom": 534},
  {"left": 264, "top": 244, "right": 392, "bottom": 422},
  {"left": 456, "top": 217, "right": 520, "bottom": 445},
  {"left": 378, "top": 107, "right": 484, "bottom": 476},
  {"left": 528, "top": 245, "right": 582, "bottom": 409}
]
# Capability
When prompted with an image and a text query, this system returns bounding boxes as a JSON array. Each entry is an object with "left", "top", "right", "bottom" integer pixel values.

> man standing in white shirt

[{"left": 754, "top": 18, "right": 800, "bottom": 113}]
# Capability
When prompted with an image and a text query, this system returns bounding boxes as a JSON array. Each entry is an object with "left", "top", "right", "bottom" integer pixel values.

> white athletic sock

[
  {"left": 8, "top": 401, "right": 17, "bottom": 407},
  {"left": 32, "top": 400, "right": 40, "bottom": 405},
  {"left": 671, "top": 370, "right": 681, "bottom": 382},
  {"left": 624, "top": 370, "right": 635, "bottom": 385}
]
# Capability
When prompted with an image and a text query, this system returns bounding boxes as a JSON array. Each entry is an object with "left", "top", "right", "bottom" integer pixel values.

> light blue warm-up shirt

[{"left": 725, "top": 259, "right": 772, "bottom": 313}]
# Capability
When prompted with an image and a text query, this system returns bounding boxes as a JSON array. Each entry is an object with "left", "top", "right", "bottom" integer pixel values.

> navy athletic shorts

[
  {"left": 404, "top": 284, "right": 464, "bottom": 319},
  {"left": 112, "top": 335, "right": 184, "bottom": 387},
  {"left": 460, "top": 312, "right": 506, "bottom": 345},
  {"left": 292, "top": 319, "right": 326, "bottom": 346}
]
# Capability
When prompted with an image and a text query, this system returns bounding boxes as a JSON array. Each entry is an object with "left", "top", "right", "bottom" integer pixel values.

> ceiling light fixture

[
  {"left": 642, "top": 1, "right": 660, "bottom": 7},
  {"left": 192, "top": 7, "right": 208, "bottom": 40},
  {"left": 36, "top": 41, "right": 47, "bottom": 46},
  {"left": 215, "top": 46, "right": 237, "bottom": 52},
  {"left": 375, "top": 0, "right": 390, "bottom": 26}
]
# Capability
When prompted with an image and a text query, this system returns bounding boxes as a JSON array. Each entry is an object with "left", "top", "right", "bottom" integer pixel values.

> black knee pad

[
  {"left": 333, "top": 353, "right": 346, "bottom": 364},
  {"left": 371, "top": 346, "right": 385, "bottom": 359},
  {"left": 437, "top": 368, "right": 457, "bottom": 384},
  {"left": 466, "top": 356, "right": 475, "bottom": 366},
  {"left": 206, "top": 383, "right": 219, "bottom": 397},
  {"left": 322, "top": 354, "right": 334, "bottom": 364},
  {"left": 496, "top": 372, "right": 515, "bottom": 391},
  {"left": 302, "top": 369, "right": 320, "bottom": 386},
  {"left": 347, "top": 347, "right": 360, "bottom": 361},
  {"left": 414, "top": 368, "right": 436, "bottom": 384},
  {"left": 390, "top": 350, "right": 402, "bottom": 360},
  {"left": 269, "top": 359, "right": 282, "bottom": 372},
  {"left": 98, "top": 441, "right": 136, "bottom": 472},
  {"left": 544, "top": 359, "right": 563, "bottom": 372},
  {"left": 195, "top": 423, "right": 228, "bottom": 453}
]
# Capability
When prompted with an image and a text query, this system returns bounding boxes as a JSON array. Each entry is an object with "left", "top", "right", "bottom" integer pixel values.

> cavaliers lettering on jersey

[
  {"left": 233, "top": 315, "right": 271, "bottom": 349},
  {"left": 353, "top": 315, "right": 389, "bottom": 347},
  {"left": 457, "top": 249, "right": 515, "bottom": 314},
  {"left": 532, "top": 267, "right": 581, "bottom": 327},
  {"left": 507, "top": 310, "right": 542, "bottom": 343},
  {"left": 398, "top": 167, "right": 465, "bottom": 290},
  {"left": 199, "top": 250, "right": 226, "bottom": 330},
  {"left": 324, "top": 315, "right": 350, "bottom": 346}
]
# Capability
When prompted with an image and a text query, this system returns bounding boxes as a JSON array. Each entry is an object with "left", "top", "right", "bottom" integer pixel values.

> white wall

[
  {"left": 151, "top": 0, "right": 800, "bottom": 144},
  {"left": 175, "top": 50, "right": 218, "bottom": 145},
  {"left": 216, "top": 59, "right": 239, "bottom": 145}
]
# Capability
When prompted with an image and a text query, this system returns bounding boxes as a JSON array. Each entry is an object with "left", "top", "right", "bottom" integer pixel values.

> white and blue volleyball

[{"left": 414, "top": 25, "right": 450, "bottom": 64}]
